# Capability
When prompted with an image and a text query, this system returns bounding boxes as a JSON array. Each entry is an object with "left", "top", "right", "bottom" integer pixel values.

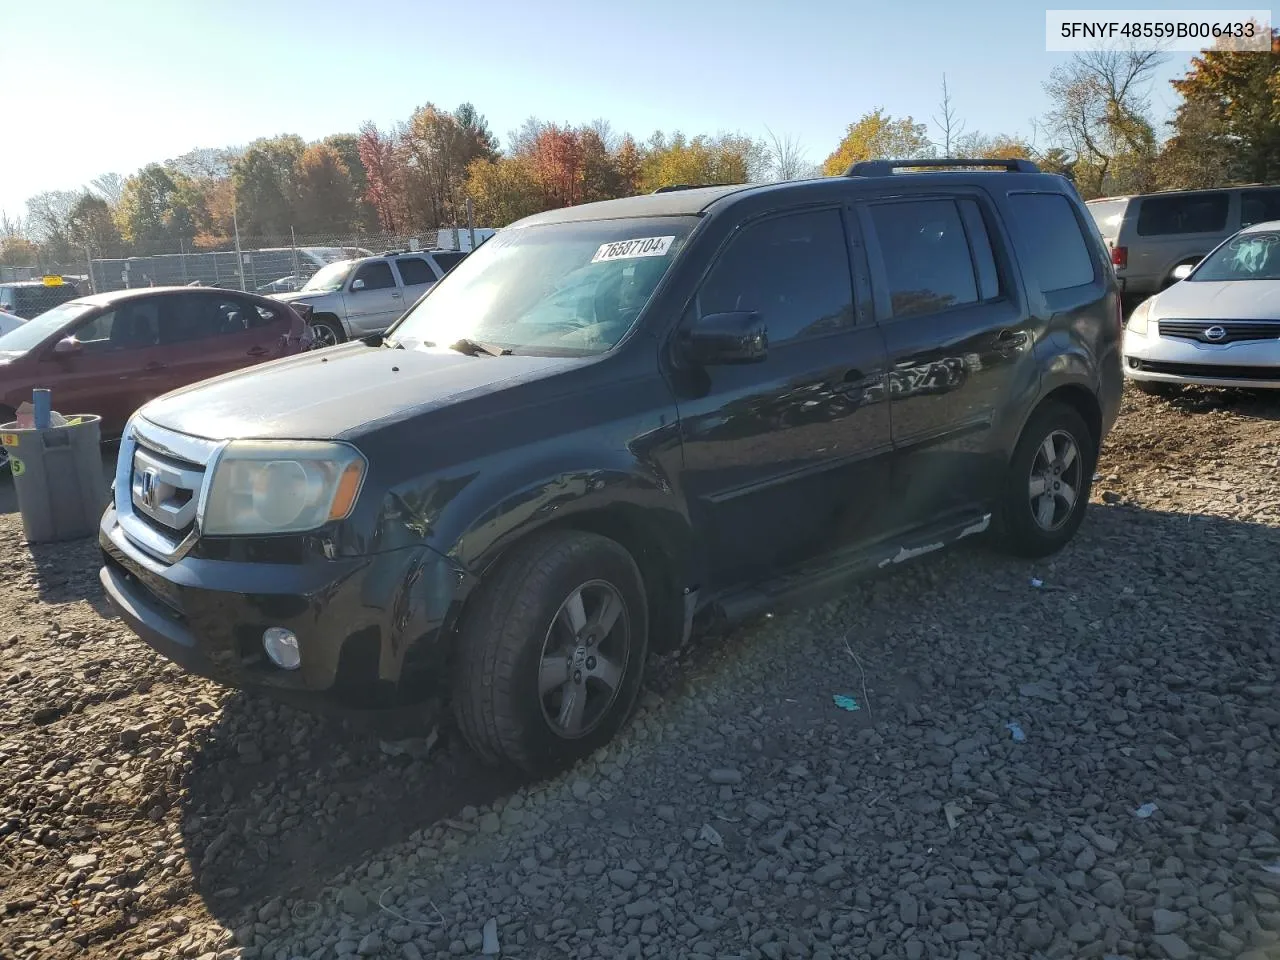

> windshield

[
  {"left": 387, "top": 217, "right": 697, "bottom": 355},
  {"left": 301, "top": 261, "right": 354, "bottom": 293},
  {"left": 0, "top": 301, "right": 95, "bottom": 353},
  {"left": 1191, "top": 231, "right": 1280, "bottom": 281}
]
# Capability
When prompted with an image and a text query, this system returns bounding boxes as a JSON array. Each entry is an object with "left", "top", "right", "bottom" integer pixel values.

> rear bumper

[{"left": 99, "top": 505, "right": 470, "bottom": 705}]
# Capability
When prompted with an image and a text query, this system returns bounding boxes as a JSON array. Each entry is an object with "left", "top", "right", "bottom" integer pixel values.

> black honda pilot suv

[{"left": 100, "top": 158, "right": 1123, "bottom": 774}]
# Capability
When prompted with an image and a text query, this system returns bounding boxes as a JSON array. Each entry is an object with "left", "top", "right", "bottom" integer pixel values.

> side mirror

[
  {"left": 350, "top": 278, "right": 366, "bottom": 291},
  {"left": 683, "top": 311, "right": 768, "bottom": 365},
  {"left": 1172, "top": 263, "right": 1195, "bottom": 281},
  {"left": 53, "top": 337, "right": 81, "bottom": 356}
]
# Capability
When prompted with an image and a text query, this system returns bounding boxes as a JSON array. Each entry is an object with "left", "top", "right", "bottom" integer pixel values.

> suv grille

[
  {"left": 116, "top": 419, "right": 222, "bottom": 564},
  {"left": 1158, "top": 319, "right": 1280, "bottom": 344}
]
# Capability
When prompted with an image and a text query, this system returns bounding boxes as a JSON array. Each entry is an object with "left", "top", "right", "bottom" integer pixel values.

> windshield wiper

[{"left": 450, "top": 337, "right": 512, "bottom": 357}]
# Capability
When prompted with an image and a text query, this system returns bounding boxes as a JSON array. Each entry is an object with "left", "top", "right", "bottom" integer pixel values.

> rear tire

[
  {"left": 995, "top": 402, "right": 1097, "bottom": 558},
  {"left": 452, "top": 530, "right": 649, "bottom": 775},
  {"left": 310, "top": 317, "right": 345, "bottom": 348}
]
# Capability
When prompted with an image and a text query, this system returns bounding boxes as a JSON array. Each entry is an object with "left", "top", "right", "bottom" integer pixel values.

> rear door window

[
  {"left": 433, "top": 252, "right": 466, "bottom": 273},
  {"left": 1136, "top": 193, "right": 1230, "bottom": 236},
  {"left": 1007, "top": 193, "right": 1097, "bottom": 293},
  {"left": 395, "top": 257, "right": 436, "bottom": 285},
  {"left": 867, "top": 199, "right": 978, "bottom": 319}
]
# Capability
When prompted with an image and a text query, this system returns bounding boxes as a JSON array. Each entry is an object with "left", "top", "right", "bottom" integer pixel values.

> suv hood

[
  {"left": 139, "top": 344, "right": 585, "bottom": 441},
  {"left": 1152, "top": 278, "right": 1280, "bottom": 320},
  {"left": 270, "top": 290, "right": 329, "bottom": 303}
]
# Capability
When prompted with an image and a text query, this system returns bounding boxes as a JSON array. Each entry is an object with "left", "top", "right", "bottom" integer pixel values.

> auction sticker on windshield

[{"left": 591, "top": 236, "right": 675, "bottom": 263}]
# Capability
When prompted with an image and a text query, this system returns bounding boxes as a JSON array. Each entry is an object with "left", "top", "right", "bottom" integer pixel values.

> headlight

[
  {"left": 202, "top": 441, "right": 366, "bottom": 536},
  {"left": 1127, "top": 297, "right": 1154, "bottom": 335}
]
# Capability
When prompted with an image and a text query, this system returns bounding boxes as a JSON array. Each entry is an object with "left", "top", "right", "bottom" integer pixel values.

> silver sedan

[{"left": 1123, "top": 220, "right": 1280, "bottom": 391}]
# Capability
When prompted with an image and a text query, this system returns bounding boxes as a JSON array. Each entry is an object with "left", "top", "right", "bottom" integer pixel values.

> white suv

[{"left": 271, "top": 249, "right": 467, "bottom": 346}]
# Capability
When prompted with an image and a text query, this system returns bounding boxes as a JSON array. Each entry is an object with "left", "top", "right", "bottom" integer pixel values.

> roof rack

[
  {"left": 845, "top": 158, "right": 1041, "bottom": 177},
  {"left": 651, "top": 182, "right": 738, "bottom": 194}
]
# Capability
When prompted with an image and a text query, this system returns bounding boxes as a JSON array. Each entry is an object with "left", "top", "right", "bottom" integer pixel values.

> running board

[{"left": 713, "top": 511, "right": 991, "bottom": 624}]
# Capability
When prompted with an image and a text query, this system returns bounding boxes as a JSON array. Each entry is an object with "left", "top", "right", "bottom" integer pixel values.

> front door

[
  {"left": 858, "top": 193, "right": 1038, "bottom": 528},
  {"left": 344, "top": 261, "right": 404, "bottom": 335},
  {"left": 47, "top": 302, "right": 172, "bottom": 432},
  {"left": 671, "top": 206, "right": 892, "bottom": 591}
]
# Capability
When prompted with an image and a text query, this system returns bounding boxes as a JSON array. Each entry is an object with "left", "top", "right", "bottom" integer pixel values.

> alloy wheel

[
  {"left": 537, "top": 579, "right": 630, "bottom": 739},
  {"left": 1028, "top": 429, "right": 1083, "bottom": 532}
]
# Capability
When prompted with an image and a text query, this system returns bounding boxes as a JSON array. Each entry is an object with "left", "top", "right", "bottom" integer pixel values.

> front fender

[{"left": 439, "top": 458, "right": 694, "bottom": 579}]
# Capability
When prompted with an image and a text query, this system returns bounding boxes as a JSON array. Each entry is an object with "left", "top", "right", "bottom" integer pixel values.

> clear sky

[{"left": 1, "top": 0, "right": 1198, "bottom": 218}]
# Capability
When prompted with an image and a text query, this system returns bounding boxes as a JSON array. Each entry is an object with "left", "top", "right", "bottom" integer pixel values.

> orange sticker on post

[{"left": 0, "top": 433, "right": 17, "bottom": 447}]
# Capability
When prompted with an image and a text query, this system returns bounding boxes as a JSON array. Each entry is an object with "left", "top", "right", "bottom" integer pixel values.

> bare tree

[
  {"left": 932, "top": 74, "right": 965, "bottom": 156},
  {"left": 0, "top": 211, "right": 26, "bottom": 241},
  {"left": 588, "top": 118, "right": 619, "bottom": 153},
  {"left": 89, "top": 173, "right": 126, "bottom": 206},
  {"left": 1043, "top": 46, "right": 1164, "bottom": 196},
  {"left": 765, "top": 127, "right": 809, "bottom": 181}
]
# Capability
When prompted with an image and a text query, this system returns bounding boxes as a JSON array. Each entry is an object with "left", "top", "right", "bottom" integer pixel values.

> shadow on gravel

[
  {"left": 180, "top": 692, "right": 526, "bottom": 920},
  {"left": 175, "top": 493, "right": 1280, "bottom": 932},
  {"left": 1155, "top": 385, "right": 1280, "bottom": 421}
]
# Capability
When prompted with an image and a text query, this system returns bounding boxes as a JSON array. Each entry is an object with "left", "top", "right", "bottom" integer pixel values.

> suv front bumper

[{"left": 99, "top": 505, "right": 469, "bottom": 705}]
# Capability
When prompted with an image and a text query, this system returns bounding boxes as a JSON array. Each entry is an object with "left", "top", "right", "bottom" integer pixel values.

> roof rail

[
  {"left": 845, "top": 158, "right": 1041, "bottom": 177},
  {"left": 652, "top": 182, "right": 737, "bottom": 193}
]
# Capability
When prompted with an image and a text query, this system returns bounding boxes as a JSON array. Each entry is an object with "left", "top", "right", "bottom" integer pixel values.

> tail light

[{"left": 1111, "top": 245, "right": 1128, "bottom": 269}]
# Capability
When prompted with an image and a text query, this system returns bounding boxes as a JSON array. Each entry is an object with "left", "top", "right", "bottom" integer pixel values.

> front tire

[
  {"left": 995, "top": 402, "right": 1096, "bottom": 558},
  {"left": 310, "top": 316, "right": 346, "bottom": 348},
  {"left": 452, "top": 530, "right": 649, "bottom": 774}
]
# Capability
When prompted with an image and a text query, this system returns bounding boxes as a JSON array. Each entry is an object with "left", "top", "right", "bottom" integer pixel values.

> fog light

[{"left": 263, "top": 627, "right": 300, "bottom": 670}]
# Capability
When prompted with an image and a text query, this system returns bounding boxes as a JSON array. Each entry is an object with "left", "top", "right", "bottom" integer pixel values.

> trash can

[{"left": 1, "top": 415, "right": 107, "bottom": 544}]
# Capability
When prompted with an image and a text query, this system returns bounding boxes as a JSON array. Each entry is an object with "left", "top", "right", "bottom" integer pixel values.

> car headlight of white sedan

[
  {"left": 202, "top": 441, "right": 366, "bottom": 536},
  {"left": 1126, "top": 297, "right": 1154, "bottom": 336}
]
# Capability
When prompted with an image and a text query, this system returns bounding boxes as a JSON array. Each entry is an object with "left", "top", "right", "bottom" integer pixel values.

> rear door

[
  {"left": 159, "top": 292, "right": 293, "bottom": 389},
  {"left": 393, "top": 256, "right": 439, "bottom": 310},
  {"left": 673, "top": 206, "right": 893, "bottom": 589},
  {"left": 343, "top": 261, "right": 402, "bottom": 334},
  {"left": 859, "top": 191, "right": 1039, "bottom": 528}
]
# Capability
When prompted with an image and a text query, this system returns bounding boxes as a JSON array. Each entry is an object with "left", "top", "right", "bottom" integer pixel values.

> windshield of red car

[{"left": 0, "top": 301, "right": 95, "bottom": 354}]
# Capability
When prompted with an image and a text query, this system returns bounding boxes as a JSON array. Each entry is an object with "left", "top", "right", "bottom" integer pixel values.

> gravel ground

[{"left": 2, "top": 384, "right": 1279, "bottom": 960}]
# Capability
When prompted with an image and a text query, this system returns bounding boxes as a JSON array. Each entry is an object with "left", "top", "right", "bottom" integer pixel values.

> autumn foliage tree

[
  {"left": 1161, "top": 28, "right": 1280, "bottom": 188},
  {"left": 357, "top": 122, "right": 408, "bottom": 232},
  {"left": 295, "top": 144, "right": 357, "bottom": 235},
  {"left": 822, "top": 109, "right": 933, "bottom": 175}
]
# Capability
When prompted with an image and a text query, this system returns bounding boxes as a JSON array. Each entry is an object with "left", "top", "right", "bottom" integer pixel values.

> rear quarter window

[
  {"left": 1007, "top": 193, "right": 1097, "bottom": 293},
  {"left": 1136, "top": 193, "right": 1229, "bottom": 236}
]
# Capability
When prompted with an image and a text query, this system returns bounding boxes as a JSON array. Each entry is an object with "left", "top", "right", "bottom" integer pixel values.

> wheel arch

[
  {"left": 310, "top": 311, "right": 349, "bottom": 341},
  {"left": 436, "top": 470, "right": 698, "bottom": 658}
]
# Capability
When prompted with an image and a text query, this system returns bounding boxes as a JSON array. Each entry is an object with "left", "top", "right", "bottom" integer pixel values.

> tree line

[{"left": 3, "top": 34, "right": 1278, "bottom": 270}]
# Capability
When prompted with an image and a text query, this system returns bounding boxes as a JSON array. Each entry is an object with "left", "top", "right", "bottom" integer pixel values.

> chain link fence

[
  {"left": 84, "top": 228, "right": 465, "bottom": 294},
  {"left": 3, "top": 222, "right": 496, "bottom": 298}
]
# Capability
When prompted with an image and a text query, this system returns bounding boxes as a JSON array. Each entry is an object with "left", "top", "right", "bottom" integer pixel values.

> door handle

[
  {"left": 390, "top": 292, "right": 403, "bottom": 299},
  {"left": 996, "top": 329, "right": 1028, "bottom": 348},
  {"left": 831, "top": 371, "right": 864, "bottom": 394}
]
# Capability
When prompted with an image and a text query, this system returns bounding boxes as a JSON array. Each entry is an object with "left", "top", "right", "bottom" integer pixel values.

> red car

[{"left": 0, "top": 287, "right": 313, "bottom": 438}]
